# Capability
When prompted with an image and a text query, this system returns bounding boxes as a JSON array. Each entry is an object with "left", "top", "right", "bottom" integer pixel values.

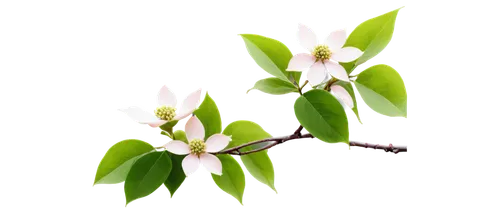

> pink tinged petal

[
  {"left": 119, "top": 107, "right": 167, "bottom": 127},
  {"left": 324, "top": 60, "right": 350, "bottom": 82},
  {"left": 200, "top": 153, "right": 222, "bottom": 175},
  {"left": 163, "top": 140, "right": 190, "bottom": 155},
  {"left": 205, "top": 134, "right": 231, "bottom": 152},
  {"left": 143, "top": 120, "right": 167, "bottom": 129},
  {"left": 307, "top": 61, "right": 327, "bottom": 86},
  {"left": 174, "top": 88, "right": 202, "bottom": 120},
  {"left": 297, "top": 24, "right": 318, "bottom": 51},
  {"left": 325, "top": 29, "right": 347, "bottom": 52},
  {"left": 286, "top": 53, "right": 316, "bottom": 72},
  {"left": 331, "top": 47, "right": 363, "bottom": 63},
  {"left": 185, "top": 116, "right": 205, "bottom": 142},
  {"left": 157, "top": 85, "right": 177, "bottom": 107},
  {"left": 331, "top": 85, "right": 354, "bottom": 108},
  {"left": 172, "top": 111, "right": 194, "bottom": 120},
  {"left": 182, "top": 154, "right": 200, "bottom": 176}
]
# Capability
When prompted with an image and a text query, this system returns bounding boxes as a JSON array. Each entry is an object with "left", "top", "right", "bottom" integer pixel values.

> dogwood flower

[
  {"left": 120, "top": 86, "right": 201, "bottom": 127},
  {"left": 330, "top": 85, "right": 354, "bottom": 109},
  {"left": 163, "top": 116, "right": 231, "bottom": 176},
  {"left": 287, "top": 24, "right": 363, "bottom": 86}
]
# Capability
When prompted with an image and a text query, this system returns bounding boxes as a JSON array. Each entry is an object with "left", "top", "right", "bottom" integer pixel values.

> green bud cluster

[
  {"left": 188, "top": 139, "right": 206, "bottom": 155},
  {"left": 154, "top": 105, "right": 176, "bottom": 121},
  {"left": 312, "top": 44, "right": 332, "bottom": 61}
]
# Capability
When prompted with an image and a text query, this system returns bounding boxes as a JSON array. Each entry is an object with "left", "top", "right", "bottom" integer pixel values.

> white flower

[
  {"left": 330, "top": 85, "right": 354, "bottom": 109},
  {"left": 120, "top": 86, "right": 201, "bottom": 127},
  {"left": 287, "top": 24, "right": 363, "bottom": 86},
  {"left": 163, "top": 116, "right": 231, "bottom": 176}
]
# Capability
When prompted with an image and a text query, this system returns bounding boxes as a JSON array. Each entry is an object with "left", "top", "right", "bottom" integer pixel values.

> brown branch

[
  {"left": 349, "top": 141, "right": 407, "bottom": 154},
  {"left": 214, "top": 126, "right": 306, "bottom": 156},
  {"left": 213, "top": 125, "right": 407, "bottom": 156}
]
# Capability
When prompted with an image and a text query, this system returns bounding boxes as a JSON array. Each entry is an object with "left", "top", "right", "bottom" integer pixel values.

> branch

[
  {"left": 349, "top": 141, "right": 407, "bottom": 154},
  {"left": 213, "top": 126, "right": 407, "bottom": 155},
  {"left": 214, "top": 133, "right": 314, "bottom": 155}
]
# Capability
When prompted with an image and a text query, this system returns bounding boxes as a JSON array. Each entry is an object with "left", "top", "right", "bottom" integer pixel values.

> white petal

[
  {"left": 331, "top": 47, "right": 363, "bottom": 63},
  {"left": 307, "top": 61, "right": 327, "bottom": 86},
  {"left": 185, "top": 116, "right": 205, "bottom": 142},
  {"left": 200, "top": 153, "right": 222, "bottom": 175},
  {"left": 174, "top": 88, "right": 201, "bottom": 120},
  {"left": 182, "top": 154, "right": 200, "bottom": 176},
  {"left": 325, "top": 29, "right": 346, "bottom": 52},
  {"left": 331, "top": 85, "right": 354, "bottom": 108},
  {"left": 163, "top": 140, "right": 190, "bottom": 155},
  {"left": 205, "top": 134, "right": 231, "bottom": 152},
  {"left": 324, "top": 60, "right": 349, "bottom": 82},
  {"left": 286, "top": 53, "right": 316, "bottom": 72},
  {"left": 172, "top": 111, "right": 194, "bottom": 120},
  {"left": 119, "top": 107, "right": 167, "bottom": 127},
  {"left": 146, "top": 120, "right": 169, "bottom": 128},
  {"left": 297, "top": 24, "right": 317, "bottom": 51},
  {"left": 157, "top": 85, "right": 177, "bottom": 107}
]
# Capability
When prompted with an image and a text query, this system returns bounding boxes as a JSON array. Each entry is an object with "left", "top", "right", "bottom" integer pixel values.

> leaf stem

[
  {"left": 213, "top": 125, "right": 407, "bottom": 155},
  {"left": 299, "top": 80, "right": 308, "bottom": 95}
]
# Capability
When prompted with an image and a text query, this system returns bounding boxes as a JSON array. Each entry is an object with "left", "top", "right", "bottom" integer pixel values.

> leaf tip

[{"left": 394, "top": 4, "right": 408, "bottom": 12}]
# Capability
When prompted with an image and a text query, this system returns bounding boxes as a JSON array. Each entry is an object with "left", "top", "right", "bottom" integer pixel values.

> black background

[{"left": 84, "top": 0, "right": 421, "bottom": 213}]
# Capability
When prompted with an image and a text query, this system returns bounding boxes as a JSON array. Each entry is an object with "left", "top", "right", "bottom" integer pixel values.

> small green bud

[
  {"left": 154, "top": 105, "right": 176, "bottom": 121},
  {"left": 188, "top": 139, "right": 206, "bottom": 155}
]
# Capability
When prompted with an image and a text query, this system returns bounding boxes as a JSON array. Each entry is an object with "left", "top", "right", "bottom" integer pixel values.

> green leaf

[
  {"left": 194, "top": 93, "right": 222, "bottom": 140},
  {"left": 125, "top": 151, "right": 172, "bottom": 205},
  {"left": 247, "top": 77, "right": 298, "bottom": 95},
  {"left": 288, "top": 72, "right": 304, "bottom": 86},
  {"left": 212, "top": 155, "right": 245, "bottom": 204},
  {"left": 240, "top": 34, "right": 300, "bottom": 83},
  {"left": 333, "top": 81, "right": 362, "bottom": 123},
  {"left": 223, "top": 121, "right": 276, "bottom": 191},
  {"left": 341, "top": 8, "right": 402, "bottom": 73},
  {"left": 354, "top": 64, "right": 407, "bottom": 117},
  {"left": 94, "top": 139, "right": 154, "bottom": 185},
  {"left": 294, "top": 89, "right": 349, "bottom": 143},
  {"left": 163, "top": 129, "right": 188, "bottom": 198}
]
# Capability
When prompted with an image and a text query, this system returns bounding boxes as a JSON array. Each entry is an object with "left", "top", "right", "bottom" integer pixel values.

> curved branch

[{"left": 213, "top": 126, "right": 407, "bottom": 155}]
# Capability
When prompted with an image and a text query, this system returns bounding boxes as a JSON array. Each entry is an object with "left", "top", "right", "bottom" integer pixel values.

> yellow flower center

[
  {"left": 188, "top": 139, "right": 206, "bottom": 155},
  {"left": 154, "top": 106, "right": 176, "bottom": 121},
  {"left": 312, "top": 45, "right": 332, "bottom": 61}
]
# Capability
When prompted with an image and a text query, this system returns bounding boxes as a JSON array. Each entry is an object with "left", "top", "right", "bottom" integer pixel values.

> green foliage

[
  {"left": 163, "top": 129, "right": 188, "bottom": 198},
  {"left": 342, "top": 8, "right": 402, "bottom": 73},
  {"left": 223, "top": 121, "right": 276, "bottom": 191},
  {"left": 248, "top": 77, "right": 298, "bottom": 95},
  {"left": 212, "top": 155, "right": 245, "bottom": 204},
  {"left": 125, "top": 151, "right": 172, "bottom": 205},
  {"left": 194, "top": 93, "right": 222, "bottom": 140},
  {"left": 240, "top": 34, "right": 301, "bottom": 83},
  {"left": 294, "top": 90, "right": 349, "bottom": 143},
  {"left": 354, "top": 64, "right": 407, "bottom": 117},
  {"left": 94, "top": 139, "right": 154, "bottom": 185}
]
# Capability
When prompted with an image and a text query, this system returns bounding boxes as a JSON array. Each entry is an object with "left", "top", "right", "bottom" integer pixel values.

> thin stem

[
  {"left": 299, "top": 80, "right": 308, "bottom": 91},
  {"left": 323, "top": 77, "right": 336, "bottom": 91}
]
